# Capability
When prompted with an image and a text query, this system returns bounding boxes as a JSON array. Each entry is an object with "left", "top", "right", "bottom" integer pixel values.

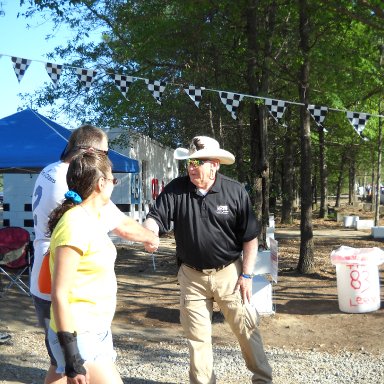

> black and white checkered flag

[
  {"left": 11, "top": 56, "right": 31, "bottom": 83},
  {"left": 184, "top": 86, "right": 205, "bottom": 108},
  {"left": 76, "top": 68, "right": 97, "bottom": 91},
  {"left": 265, "top": 98, "right": 287, "bottom": 123},
  {"left": 219, "top": 92, "right": 244, "bottom": 120},
  {"left": 307, "top": 104, "right": 328, "bottom": 127},
  {"left": 45, "top": 62, "right": 63, "bottom": 86},
  {"left": 110, "top": 74, "right": 135, "bottom": 99},
  {"left": 346, "top": 111, "right": 371, "bottom": 139},
  {"left": 145, "top": 79, "right": 166, "bottom": 105}
]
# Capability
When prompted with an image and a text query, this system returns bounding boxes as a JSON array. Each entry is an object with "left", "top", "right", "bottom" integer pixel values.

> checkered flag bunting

[
  {"left": 11, "top": 56, "right": 31, "bottom": 83},
  {"left": 184, "top": 86, "right": 205, "bottom": 108},
  {"left": 307, "top": 104, "right": 328, "bottom": 127},
  {"left": 110, "top": 74, "right": 135, "bottom": 99},
  {"left": 0, "top": 53, "right": 380, "bottom": 130},
  {"left": 346, "top": 111, "right": 371, "bottom": 139},
  {"left": 219, "top": 92, "right": 244, "bottom": 120},
  {"left": 76, "top": 68, "right": 97, "bottom": 91},
  {"left": 265, "top": 98, "right": 287, "bottom": 123},
  {"left": 45, "top": 62, "right": 63, "bottom": 86},
  {"left": 145, "top": 79, "right": 167, "bottom": 105}
]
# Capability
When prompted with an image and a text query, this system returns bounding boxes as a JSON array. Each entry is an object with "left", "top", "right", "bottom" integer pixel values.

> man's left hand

[{"left": 234, "top": 275, "right": 253, "bottom": 303}]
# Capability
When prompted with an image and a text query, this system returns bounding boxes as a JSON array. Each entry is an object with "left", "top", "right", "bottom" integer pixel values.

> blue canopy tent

[{"left": 0, "top": 109, "right": 139, "bottom": 173}]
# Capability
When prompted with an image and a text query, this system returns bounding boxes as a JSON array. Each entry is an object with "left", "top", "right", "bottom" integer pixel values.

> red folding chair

[{"left": 0, "top": 227, "right": 33, "bottom": 297}]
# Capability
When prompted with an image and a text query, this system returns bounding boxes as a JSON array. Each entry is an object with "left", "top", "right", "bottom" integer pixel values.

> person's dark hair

[
  {"left": 47, "top": 151, "right": 112, "bottom": 235},
  {"left": 60, "top": 124, "right": 108, "bottom": 162}
]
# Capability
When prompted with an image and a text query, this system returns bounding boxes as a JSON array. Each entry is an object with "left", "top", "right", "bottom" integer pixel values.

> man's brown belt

[{"left": 183, "top": 257, "right": 239, "bottom": 273}]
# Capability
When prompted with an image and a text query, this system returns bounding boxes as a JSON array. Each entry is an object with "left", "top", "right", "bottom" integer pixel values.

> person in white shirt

[{"left": 31, "top": 124, "right": 158, "bottom": 384}]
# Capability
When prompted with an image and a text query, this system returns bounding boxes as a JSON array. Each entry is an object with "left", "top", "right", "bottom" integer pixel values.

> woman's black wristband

[{"left": 57, "top": 331, "right": 86, "bottom": 378}]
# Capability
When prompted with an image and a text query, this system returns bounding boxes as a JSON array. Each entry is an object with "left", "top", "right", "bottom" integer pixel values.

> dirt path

[
  {"left": 112, "top": 231, "right": 383, "bottom": 355},
  {"left": 0, "top": 222, "right": 383, "bottom": 383}
]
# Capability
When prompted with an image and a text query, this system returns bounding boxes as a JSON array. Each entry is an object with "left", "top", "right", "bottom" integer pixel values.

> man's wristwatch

[{"left": 240, "top": 272, "right": 255, "bottom": 279}]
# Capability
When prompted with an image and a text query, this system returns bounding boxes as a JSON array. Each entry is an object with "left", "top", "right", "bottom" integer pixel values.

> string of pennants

[{"left": 2, "top": 53, "right": 383, "bottom": 139}]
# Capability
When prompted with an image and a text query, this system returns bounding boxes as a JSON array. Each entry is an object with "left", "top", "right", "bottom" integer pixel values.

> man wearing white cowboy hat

[{"left": 144, "top": 136, "right": 272, "bottom": 384}]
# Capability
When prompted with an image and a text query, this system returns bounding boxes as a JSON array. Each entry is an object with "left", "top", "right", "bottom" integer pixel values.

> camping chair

[{"left": 0, "top": 227, "right": 33, "bottom": 297}]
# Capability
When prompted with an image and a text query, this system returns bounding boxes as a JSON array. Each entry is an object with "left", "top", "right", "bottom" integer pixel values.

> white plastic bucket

[
  {"left": 343, "top": 216, "right": 355, "bottom": 228},
  {"left": 250, "top": 275, "right": 274, "bottom": 315},
  {"left": 335, "top": 263, "right": 381, "bottom": 313}
]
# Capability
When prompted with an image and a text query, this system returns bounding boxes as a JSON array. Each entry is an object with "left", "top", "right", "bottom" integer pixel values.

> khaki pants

[{"left": 177, "top": 259, "right": 273, "bottom": 384}]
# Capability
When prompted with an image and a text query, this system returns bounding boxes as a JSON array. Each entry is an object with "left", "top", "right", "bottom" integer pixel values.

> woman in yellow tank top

[{"left": 47, "top": 150, "right": 123, "bottom": 384}]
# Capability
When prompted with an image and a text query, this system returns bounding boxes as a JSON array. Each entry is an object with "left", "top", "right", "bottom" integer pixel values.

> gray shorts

[
  {"left": 32, "top": 295, "right": 57, "bottom": 366},
  {"left": 48, "top": 327, "right": 117, "bottom": 374}
]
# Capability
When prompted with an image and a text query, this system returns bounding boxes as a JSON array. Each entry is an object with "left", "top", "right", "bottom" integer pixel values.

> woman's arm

[
  {"left": 51, "top": 245, "right": 88, "bottom": 382},
  {"left": 51, "top": 245, "right": 81, "bottom": 332},
  {"left": 112, "top": 216, "right": 159, "bottom": 252}
]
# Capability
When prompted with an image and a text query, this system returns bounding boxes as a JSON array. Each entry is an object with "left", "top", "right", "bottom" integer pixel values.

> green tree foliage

[
  {"left": 18, "top": 0, "right": 384, "bottom": 273},
  {"left": 19, "top": 0, "right": 383, "bottom": 201}
]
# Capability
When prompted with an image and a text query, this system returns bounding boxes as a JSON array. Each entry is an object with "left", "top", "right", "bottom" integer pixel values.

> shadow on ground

[
  {"left": 123, "top": 379, "right": 174, "bottom": 384},
  {"left": 0, "top": 361, "right": 45, "bottom": 383}
]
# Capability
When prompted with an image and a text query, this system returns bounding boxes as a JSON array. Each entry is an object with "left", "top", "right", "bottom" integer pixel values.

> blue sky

[{"left": 0, "top": 2, "right": 76, "bottom": 122}]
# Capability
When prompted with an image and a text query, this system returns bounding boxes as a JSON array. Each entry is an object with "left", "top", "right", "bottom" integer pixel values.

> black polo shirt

[{"left": 147, "top": 173, "right": 259, "bottom": 270}]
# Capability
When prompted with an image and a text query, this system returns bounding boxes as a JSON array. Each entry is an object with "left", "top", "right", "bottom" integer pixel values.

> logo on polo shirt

[{"left": 216, "top": 205, "right": 229, "bottom": 214}]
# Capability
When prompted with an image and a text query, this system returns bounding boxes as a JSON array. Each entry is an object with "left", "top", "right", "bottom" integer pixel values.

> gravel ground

[
  {"left": 0, "top": 329, "right": 383, "bottom": 384},
  {"left": 1, "top": 224, "right": 383, "bottom": 383}
]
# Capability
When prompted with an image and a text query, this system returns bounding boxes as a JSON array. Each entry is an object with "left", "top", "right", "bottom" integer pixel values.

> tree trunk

[
  {"left": 208, "top": 102, "right": 215, "bottom": 137},
  {"left": 297, "top": 0, "right": 315, "bottom": 274},
  {"left": 246, "top": 0, "right": 262, "bottom": 229},
  {"left": 269, "top": 136, "right": 279, "bottom": 213},
  {"left": 371, "top": 147, "right": 376, "bottom": 209},
  {"left": 250, "top": 105, "right": 264, "bottom": 229},
  {"left": 235, "top": 119, "right": 247, "bottom": 184},
  {"left": 348, "top": 156, "right": 356, "bottom": 205},
  {"left": 335, "top": 151, "right": 347, "bottom": 208},
  {"left": 374, "top": 44, "right": 384, "bottom": 225},
  {"left": 281, "top": 125, "right": 294, "bottom": 223},
  {"left": 260, "top": 107, "right": 270, "bottom": 245},
  {"left": 312, "top": 164, "right": 317, "bottom": 207},
  {"left": 375, "top": 114, "right": 382, "bottom": 225},
  {"left": 319, "top": 126, "right": 328, "bottom": 217},
  {"left": 246, "top": 0, "right": 276, "bottom": 247}
]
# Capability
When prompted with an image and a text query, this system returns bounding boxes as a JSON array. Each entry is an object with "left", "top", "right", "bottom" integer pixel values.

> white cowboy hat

[{"left": 174, "top": 136, "right": 235, "bottom": 165}]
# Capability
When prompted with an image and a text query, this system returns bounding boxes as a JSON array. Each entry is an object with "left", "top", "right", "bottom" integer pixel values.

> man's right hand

[{"left": 144, "top": 235, "right": 159, "bottom": 253}]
